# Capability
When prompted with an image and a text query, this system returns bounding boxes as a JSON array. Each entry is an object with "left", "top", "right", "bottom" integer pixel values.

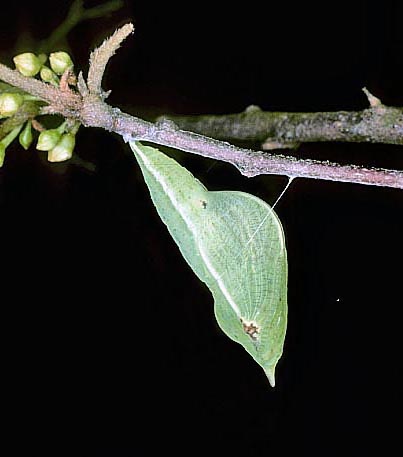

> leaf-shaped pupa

[{"left": 130, "top": 141, "right": 288, "bottom": 386}]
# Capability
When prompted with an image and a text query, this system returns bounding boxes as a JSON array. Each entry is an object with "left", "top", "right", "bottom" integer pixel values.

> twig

[
  {"left": 158, "top": 95, "right": 403, "bottom": 150},
  {"left": 39, "top": 0, "right": 125, "bottom": 53},
  {"left": 0, "top": 24, "right": 402, "bottom": 190},
  {"left": 0, "top": 62, "right": 81, "bottom": 116},
  {"left": 87, "top": 23, "right": 134, "bottom": 97}
]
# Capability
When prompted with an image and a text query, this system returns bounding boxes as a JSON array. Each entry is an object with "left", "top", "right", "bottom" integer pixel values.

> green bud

[
  {"left": 47, "top": 133, "right": 75, "bottom": 162},
  {"left": 49, "top": 51, "right": 73, "bottom": 75},
  {"left": 36, "top": 129, "right": 62, "bottom": 151},
  {"left": 40, "top": 66, "right": 59, "bottom": 86},
  {"left": 19, "top": 121, "right": 33, "bottom": 150},
  {"left": 13, "top": 52, "right": 42, "bottom": 77},
  {"left": 0, "top": 93, "right": 24, "bottom": 117},
  {"left": 38, "top": 53, "right": 48, "bottom": 65}
]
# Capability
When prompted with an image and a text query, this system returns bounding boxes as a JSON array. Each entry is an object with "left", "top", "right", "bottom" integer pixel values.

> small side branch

[
  {"left": 87, "top": 23, "right": 134, "bottom": 97},
  {"left": 39, "top": 0, "right": 125, "bottom": 53}
]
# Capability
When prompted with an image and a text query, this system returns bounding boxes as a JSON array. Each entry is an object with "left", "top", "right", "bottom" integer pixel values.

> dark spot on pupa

[
  {"left": 200, "top": 200, "right": 207, "bottom": 209},
  {"left": 241, "top": 318, "right": 260, "bottom": 341}
]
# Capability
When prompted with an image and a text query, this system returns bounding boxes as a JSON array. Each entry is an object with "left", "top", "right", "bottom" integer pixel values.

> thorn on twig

[
  {"left": 362, "top": 87, "right": 382, "bottom": 108},
  {"left": 77, "top": 71, "right": 89, "bottom": 97}
]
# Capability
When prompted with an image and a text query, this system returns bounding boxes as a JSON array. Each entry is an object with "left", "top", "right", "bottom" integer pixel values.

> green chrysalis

[{"left": 130, "top": 141, "right": 288, "bottom": 386}]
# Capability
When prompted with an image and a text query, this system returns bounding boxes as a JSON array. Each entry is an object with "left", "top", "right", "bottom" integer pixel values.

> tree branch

[
  {"left": 0, "top": 24, "right": 402, "bottom": 190},
  {"left": 158, "top": 96, "right": 403, "bottom": 150}
]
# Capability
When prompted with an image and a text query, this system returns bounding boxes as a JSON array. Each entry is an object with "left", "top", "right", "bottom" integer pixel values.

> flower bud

[
  {"left": 47, "top": 133, "right": 75, "bottom": 162},
  {"left": 0, "top": 93, "right": 24, "bottom": 117},
  {"left": 38, "top": 53, "right": 48, "bottom": 65},
  {"left": 36, "top": 129, "right": 62, "bottom": 151},
  {"left": 49, "top": 51, "right": 73, "bottom": 75},
  {"left": 19, "top": 121, "right": 33, "bottom": 150},
  {"left": 13, "top": 52, "right": 42, "bottom": 77},
  {"left": 40, "top": 66, "right": 59, "bottom": 86}
]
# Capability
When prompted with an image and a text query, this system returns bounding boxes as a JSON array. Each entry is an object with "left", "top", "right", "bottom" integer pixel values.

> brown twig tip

[{"left": 87, "top": 23, "right": 135, "bottom": 97}]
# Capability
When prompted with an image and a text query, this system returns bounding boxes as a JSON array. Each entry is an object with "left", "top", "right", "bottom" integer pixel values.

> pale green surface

[
  {"left": 19, "top": 121, "right": 33, "bottom": 150},
  {"left": 130, "top": 141, "right": 288, "bottom": 386}
]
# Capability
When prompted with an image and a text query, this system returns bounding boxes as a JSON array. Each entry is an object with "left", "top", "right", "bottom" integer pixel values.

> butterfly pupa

[{"left": 130, "top": 141, "right": 288, "bottom": 386}]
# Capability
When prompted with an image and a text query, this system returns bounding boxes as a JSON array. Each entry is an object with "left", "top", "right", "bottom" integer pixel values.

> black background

[{"left": 1, "top": 1, "right": 402, "bottom": 456}]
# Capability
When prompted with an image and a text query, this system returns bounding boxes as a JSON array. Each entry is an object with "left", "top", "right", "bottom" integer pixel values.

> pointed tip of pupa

[{"left": 264, "top": 366, "right": 276, "bottom": 387}]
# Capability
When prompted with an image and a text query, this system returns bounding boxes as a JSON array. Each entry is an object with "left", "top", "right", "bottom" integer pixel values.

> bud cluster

[
  {"left": 36, "top": 121, "right": 76, "bottom": 162},
  {"left": 0, "top": 50, "right": 79, "bottom": 167}
]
